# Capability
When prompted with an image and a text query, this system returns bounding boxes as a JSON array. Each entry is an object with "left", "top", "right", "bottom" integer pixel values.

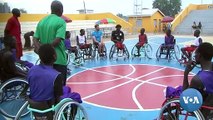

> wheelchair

[
  {"left": 15, "top": 62, "right": 30, "bottom": 72},
  {"left": 15, "top": 98, "right": 88, "bottom": 120},
  {"left": 0, "top": 77, "right": 29, "bottom": 119},
  {"left": 109, "top": 43, "right": 129, "bottom": 60},
  {"left": 156, "top": 42, "right": 180, "bottom": 62},
  {"left": 158, "top": 97, "right": 213, "bottom": 120},
  {"left": 177, "top": 47, "right": 201, "bottom": 68},
  {"left": 91, "top": 43, "right": 107, "bottom": 59},
  {"left": 131, "top": 43, "right": 153, "bottom": 59},
  {"left": 77, "top": 44, "right": 93, "bottom": 61},
  {"left": 66, "top": 49, "right": 84, "bottom": 66}
]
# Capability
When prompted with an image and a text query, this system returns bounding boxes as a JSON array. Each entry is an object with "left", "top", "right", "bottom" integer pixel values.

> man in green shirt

[{"left": 33, "top": 1, "right": 67, "bottom": 85}]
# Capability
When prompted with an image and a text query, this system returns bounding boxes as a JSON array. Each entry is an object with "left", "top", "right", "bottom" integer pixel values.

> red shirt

[
  {"left": 5, "top": 16, "right": 21, "bottom": 43},
  {"left": 139, "top": 34, "right": 147, "bottom": 44}
]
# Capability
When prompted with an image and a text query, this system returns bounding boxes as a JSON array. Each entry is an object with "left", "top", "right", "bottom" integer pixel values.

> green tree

[
  {"left": 20, "top": 8, "right": 27, "bottom": 13},
  {"left": 152, "top": 0, "right": 181, "bottom": 17}
]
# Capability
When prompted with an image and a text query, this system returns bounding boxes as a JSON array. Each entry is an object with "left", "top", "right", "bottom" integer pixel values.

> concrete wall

[{"left": 171, "top": 4, "right": 213, "bottom": 31}]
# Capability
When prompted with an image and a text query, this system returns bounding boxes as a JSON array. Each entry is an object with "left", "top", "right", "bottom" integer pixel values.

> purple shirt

[
  {"left": 27, "top": 64, "right": 59, "bottom": 101},
  {"left": 165, "top": 35, "right": 174, "bottom": 45},
  {"left": 197, "top": 70, "right": 213, "bottom": 94},
  {"left": 64, "top": 38, "right": 71, "bottom": 49}
]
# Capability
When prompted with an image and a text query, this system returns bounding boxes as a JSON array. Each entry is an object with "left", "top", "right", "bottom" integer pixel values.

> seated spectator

[
  {"left": 0, "top": 35, "right": 27, "bottom": 82},
  {"left": 198, "top": 21, "right": 202, "bottom": 29},
  {"left": 160, "top": 29, "right": 175, "bottom": 58},
  {"left": 192, "top": 21, "right": 197, "bottom": 29},
  {"left": 76, "top": 29, "right": 92, "bottom": 55},
  {"left": 23, "top": 31, "right": 34, "bottom": 50},
  {"left": 181, "top": 29, "right": 202, "bottom": 61}
]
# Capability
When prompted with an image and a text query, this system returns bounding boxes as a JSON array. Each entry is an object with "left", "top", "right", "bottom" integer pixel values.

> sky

[{"left": 1, "top": 0, "right": 213, "bottom": 15}]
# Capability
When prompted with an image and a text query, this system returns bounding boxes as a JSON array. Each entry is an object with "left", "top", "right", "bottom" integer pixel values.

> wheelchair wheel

[
  {"left": 109, "top": 45, "right": 115, "bottom": 60},
  {"left": 144, "top": 44, "right": 153, "bottom": 59},
  {"left": 131, "top": 45, "right": 137, "bottom": 58},
  {"left": 0, "top": 78, "right": 29, "bottom": 118},
  {"left": 158, "top": 98, "right": 204, "bottom": 120},
  {"left": 156, "top": 45, "right": 162, "bottom": 61},
  {"left": 66, "top": 51, "right": 71, "bottom": 65},
  {"left": 124, "top": 45, "right": 130, "bottom": 60},
  {"left": 15, "top": 63, "right": 30, "bottom": 72},
  {"left": 54, "top": 101, "right": 88, "bottom": 120},
  {"left": 91, "top": 45, "right": 98, "bottom": 59},
  {"left": 191, "top": 49, "right": 201, "bottom": 68},
  {"left": 71, "top": 51, "right": 84, "bottom": 66},
  {"left": 173, "top": 45, "right": 181, "bottom": 62}
]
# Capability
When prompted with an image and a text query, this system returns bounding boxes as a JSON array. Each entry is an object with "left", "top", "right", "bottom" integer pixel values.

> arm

[
  {"left": 111, "top": 31, "right": 114, "bottom": 42},
  {"left": 52, "top": 38, "right": 62, "bottom": 47},
  {"left": 121, "top": 31, "right": 124, "bottom": 43},
  {"left": 85, "top": 36, "right": 87, "bottom": 44},
  {"left": 76, "top": 36, "right": 80, "bottom": 46},
  {"left": 54, "top": 74, "right": 63, "bottom": 104},
  {"left": 100, "top": 32, "right": 104, "bottom": 44},
  {"left": 92, "top": 32, "right": 99, "bottom": 43},
  {"left": 182, "top": 61, "right": 196, "bottom": 90},
  {"left": 111, "top": 31, "right": 117, "bottom": 43},
  {"left": 199, "top": 38, "right": 202, "bottom": 44},
  {"left": 33, "top": 37, "right": 41, "bottom": 54},
  {"left": 145, "top": 34, "right": 148, "bottom": 43}
]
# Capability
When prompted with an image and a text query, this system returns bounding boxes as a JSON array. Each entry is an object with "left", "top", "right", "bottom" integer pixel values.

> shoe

[
  {"left": 134, "top": 54, "right": 140, "bottom": 57},
  {"left": 99, "top": 53, "right": 105, "bottom": 57}
]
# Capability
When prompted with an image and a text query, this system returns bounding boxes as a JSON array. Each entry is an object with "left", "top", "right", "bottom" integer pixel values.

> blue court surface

[{"left": 1, "top": 35, "right": 201, "bottom": 120}]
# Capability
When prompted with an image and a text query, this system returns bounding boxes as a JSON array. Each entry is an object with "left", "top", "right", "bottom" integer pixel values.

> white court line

[
  {"left": 67, "top": 64, "right": 135, "bottom": 84},
  {"left": 76, "top": 65, "right": 188, "bottom": 110},
  {"left": 82, "top": 67, "right": 166, "bottom": 100},
  {"left": 82, "top": 64, "right": 136, "bottom": 100},
  {"left": 132, "top": 74, "right": 194, "bottom": 110}
]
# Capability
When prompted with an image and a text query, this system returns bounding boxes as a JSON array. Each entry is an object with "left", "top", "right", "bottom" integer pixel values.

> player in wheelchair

[
  {"left": 92, "top": 24, "right": 107, "bottom": 58},
  {"left": 76, "top": 29, "right": 93, "bottom": 60},
  {"left": 131, "top": 28, "right": 152, "bottom": 59},
  {"left": 23, "top": 44, "right": 84, "bottom": 120},
  {"left": 159, "top": 29, "right": 175, "bottom": 59},
  {"left": 158, "top": 43, "right": 213, "bottom": 120},
  {"left": 0, "top": 35, "right": 28, "bottom": 82},
  {"left": 109, "top": 24, "right": 129, "bottom": 60},
  {"left": 64, "top": 31, "right": 79, "bottom": 59},
  {"left": 156, "top": 29, "right": 180, "bottom": 61},
  {"left": 179, "top": 29, "right": 203, "bottom": 65},
  {"left": 133, "top": 28, "right": 148, "bottom": 56},
  {"left": 0, "top": 35, "right": 30, "bottom": 118}
]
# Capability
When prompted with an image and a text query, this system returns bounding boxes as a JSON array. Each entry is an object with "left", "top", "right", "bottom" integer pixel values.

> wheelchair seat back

[{"left": 27, "top": 97, "right": 55, "bottom": 120}]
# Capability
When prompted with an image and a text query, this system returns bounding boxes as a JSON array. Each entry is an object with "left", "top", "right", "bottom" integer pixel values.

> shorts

[
  {"left": 183, "top": 46, "right": 197, "bottom": 52},
  {"left": 115, "top": 42, "right": 124, "bottom": 50},
  {"left": 79, "top": 44, "right": 91, "bottom": 49}
]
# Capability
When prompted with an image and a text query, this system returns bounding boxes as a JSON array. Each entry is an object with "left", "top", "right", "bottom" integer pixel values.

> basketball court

[{"left": 13, "top": 35, "right": 201, "bottom": 120}]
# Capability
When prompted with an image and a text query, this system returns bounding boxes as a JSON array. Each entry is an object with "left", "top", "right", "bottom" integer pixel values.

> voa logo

[
  {"left": 180, "top": 88, "right": 203, "bottom": 112},
  {"left": 182, "top": 96, "right": 200, "bottom": 104}
]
